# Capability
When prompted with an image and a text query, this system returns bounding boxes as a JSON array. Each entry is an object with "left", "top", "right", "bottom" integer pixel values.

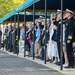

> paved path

[{"left": 0, "top": 50, "right": 67, "bottom": 75}]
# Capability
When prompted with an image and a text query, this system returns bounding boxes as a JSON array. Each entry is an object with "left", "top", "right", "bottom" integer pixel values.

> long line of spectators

[{"left": 3, "top": 9, "right": 75, "bottom": 68}]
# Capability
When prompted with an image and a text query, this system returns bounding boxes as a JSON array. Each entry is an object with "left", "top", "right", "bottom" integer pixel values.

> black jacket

[
  {"left": 46, "top": 24, "right": 50, "bottom": 43},
  {"left": 65, "top": 17, "right": 74, "bottom": 43},
  {"left": 0, "top": 30, "right": 2, "bottom": 36}
]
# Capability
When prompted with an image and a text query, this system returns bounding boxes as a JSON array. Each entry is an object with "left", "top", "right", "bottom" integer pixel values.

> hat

[
  {"left": 57, "top": 9, "right": 61, "bottom": 14},
  {"left": 66, "top": 9, "right": 74, "bottom": 14},
  {"left": 39, "top": 16, "right": 44, "bottom": 19}
]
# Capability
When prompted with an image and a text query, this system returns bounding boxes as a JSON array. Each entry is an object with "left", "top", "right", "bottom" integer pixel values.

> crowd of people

[{"left": 1, "top": 9, "right": 75, "bottom": 68}]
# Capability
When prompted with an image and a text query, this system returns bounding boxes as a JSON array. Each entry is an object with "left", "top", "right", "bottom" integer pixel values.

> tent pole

[
  {"left": 33, "top": 3, "right": 35, "bottom": 60},
  {"left": 3, "top": 22, "right": 4, "bottom": 50},
  {"left": 0, "top": 23, "right": 1, "bottom": 49},
  {"left": 10, "top": 17, "right": 12, "bottom": 53},
  {"left": 17, "top": 12, "right": 19, "bottom": 55},
  {"left": 44, "top": 0, "right": 47, "bottom": 64},
  {"left": 24, "top": 9, "right": 26, "bottom": 57},
  {"left": 60, "top": 0, "right": 63, "bottom": 70},
  {"left": 6, "top": 20, "right": 8, "bottom": 51},
  {"left": 14, "top": 15, "right": 16, "bottom": 54},
  {"left": 14, "top": 15, "right": 16, "bottom": 28}
]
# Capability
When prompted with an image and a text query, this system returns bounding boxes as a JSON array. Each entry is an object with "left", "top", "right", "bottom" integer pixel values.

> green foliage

[{"left": 0, "top": 0, "right": 26, "bottom": 18}]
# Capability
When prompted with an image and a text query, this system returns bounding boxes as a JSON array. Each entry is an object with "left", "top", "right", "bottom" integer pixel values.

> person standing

[
  {"left": 7, "top": 26, "right": 11, "bottom": 51},
  {"left": 56, "top": 9, "right": 62, "bottom": 64},
  {"left": 47, "top": 16, "right": 54, "bottom": 62},
  {"left": 0, "top": 28, "right": 2, "bottom": 49},
  {"left": 19, "top": 24, "right": 25, "bottom": 53},
  {"left": 35, "top": 20, "right": 41, "bottom": 58},
  {"left": 63, "top": 9, "right": 75, "bottom": 68},
  {"left": 51, "top": 13, "right": 60, "bottom": 63}
]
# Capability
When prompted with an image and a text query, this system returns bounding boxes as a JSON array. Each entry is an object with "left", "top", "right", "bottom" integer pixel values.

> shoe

[
  {"left": 52, "top": 61, "right": 57, "bottom": 64},
  {"left": 55, "top": 62, "right": 60, "bottom": 65},
  {"left": 36, "top": 56, "right": 41, "bottom": 59},
  {"left": 46, "top": 59, "right": 51, "bottom": 62},
  {"left": 41, "top": 58, "right": 44, "bottom": 60},
  {"left": 49, "top": 60, "right": 53, "bottom": 63},
  {"left": 63, "top": 64, "right": 69, "bottom": 68}
]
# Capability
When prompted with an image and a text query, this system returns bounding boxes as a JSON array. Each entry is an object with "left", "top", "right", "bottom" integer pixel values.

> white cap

[
  {"left": 39, "top": 16, "right": 44, "bottom": 19},
  {"left": 66, "top": 9, "right": 74, "bottom": 14},
  {"left": 57, "top": 9, "right": 61, "bottom": 13}
]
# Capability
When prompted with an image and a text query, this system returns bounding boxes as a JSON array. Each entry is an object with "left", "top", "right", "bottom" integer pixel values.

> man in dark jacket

[
  {"left": 0, "top": 29, "right": 2, "bottom": 49},
  {"left": 64, "top": 9, "right": 75, "bottom": 68},
  {"left": 7, "top": 26, "right": 12, "bottom": 51},
  {"left": 15, "top": 25, "right": 20, "bottom": 54},
  {"left": 46, "top": 18, "right": 50, "bottom": 44},
  {"left": 56, "top": 9, "right": 61, "bottom": 62}
]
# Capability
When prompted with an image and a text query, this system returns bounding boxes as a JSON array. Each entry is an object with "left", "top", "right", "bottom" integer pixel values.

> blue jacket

[{"left": 36, "top": 27, "right": 41, "bottom": 42}]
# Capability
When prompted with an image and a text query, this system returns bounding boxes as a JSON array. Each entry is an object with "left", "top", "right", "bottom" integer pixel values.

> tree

[{"left": 0, "top": 0, "right": 26, "bottom": 18}]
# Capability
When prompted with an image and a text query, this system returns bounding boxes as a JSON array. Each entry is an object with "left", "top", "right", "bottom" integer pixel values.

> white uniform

[
  {"left": 47, "top": 23, "right": 54, "bottom": 60},
  {"left": 47, "top": 23, "right": 60, "bottom": 62}
]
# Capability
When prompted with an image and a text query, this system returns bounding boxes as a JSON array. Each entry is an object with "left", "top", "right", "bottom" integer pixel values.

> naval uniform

[
  {"left": 56, "top": 20, "right": 61, "bottom": 60},
  {"left": 65, "top": 17, "right": 75, "bottom": 67}
]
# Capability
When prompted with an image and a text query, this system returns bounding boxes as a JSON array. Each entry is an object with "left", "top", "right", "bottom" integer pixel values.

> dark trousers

[
  {"left": 57, "top": 39, "right": 60, "bottom": 60},
  {"left": 67, "top": 42, "right": 74, "bottom": 67},
  {"left": 7, "top": 40, "right": 10, "bottom": 50},
  {"left": 13, "top": 41, "right": 17, "bottom": 54},
  {"left": 0, "top": 37, "right": 1, "bottom": 48},
  {"left": 41, "top": 46, "right": 45, "bottom": 60}
]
